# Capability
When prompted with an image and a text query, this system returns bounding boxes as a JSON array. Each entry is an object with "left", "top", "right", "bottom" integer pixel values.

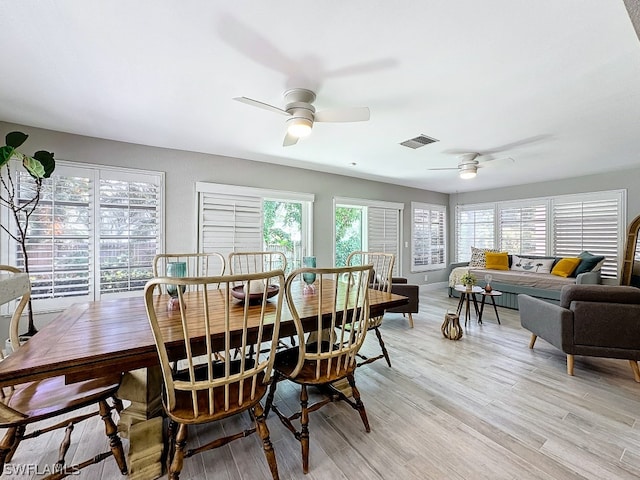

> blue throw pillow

[{"left": 572, "top": 251, "right": 606, "bottom": 276}]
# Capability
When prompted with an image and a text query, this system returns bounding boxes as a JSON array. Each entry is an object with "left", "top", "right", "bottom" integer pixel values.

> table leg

[
  {"left": 491, "top": 296, "right": 501, "bottom": 324},
  {"left": 117, "top": 367, "right": 165, "bottom": 480},
  {"left": 456, "top": 294, "right": 464, "bottom": 316},
  {"left": 464, "top": 294, "right": 472, "bottom": 327},
  {"left": 471, "top": 294, "right": 479, "bottom": 317},
  {"left": 478, "top": 296, "right": 486, "bottom": 324}
]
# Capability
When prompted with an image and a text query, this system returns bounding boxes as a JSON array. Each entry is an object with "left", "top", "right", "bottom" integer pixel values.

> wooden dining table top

[{"left": 0, "top": 280, "right": 408, "bottom": 387}]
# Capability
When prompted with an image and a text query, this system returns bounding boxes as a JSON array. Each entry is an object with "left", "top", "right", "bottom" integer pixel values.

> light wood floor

[{"left": 4, "top": 289, "right": 640, "bottom": 480}]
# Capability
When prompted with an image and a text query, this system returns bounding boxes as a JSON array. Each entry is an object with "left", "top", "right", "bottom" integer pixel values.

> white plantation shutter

[
  {"left": 99, "top": 171, "right": 161, "bottom": 294},
  {"left": 198, "top": 191, "right": 263, "bottom": 259},
  {"left": 498, "top": 202, "right": 547, "bottom": 255},
  {"left": 552, "top": 192, "right": 624, "bottom": 278},
  {"left": 368, "top": 207, "right": 400, "bottom": 274},
  {"left": 412, "top": 203, "right": 446, "bottom": 271},
  {"left": 455, "top": 204, "right": 495, "bottom": 262}
]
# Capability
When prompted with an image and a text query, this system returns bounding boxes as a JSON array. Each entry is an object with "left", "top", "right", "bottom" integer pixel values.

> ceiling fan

[
  {"left": 428, "top": 153, "right": 514, "bottom": 179},
  {"left": 233, "top": 88, "right": 370, "bottom": 146}
]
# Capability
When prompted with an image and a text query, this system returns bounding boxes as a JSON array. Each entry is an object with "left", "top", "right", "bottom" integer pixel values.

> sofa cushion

[
  {"left": 551, "top": 257, "right": 581, "bottom": 277},
  {"left": 469, "top": 246, "right": 500, "bottom": 268},
  {"left": 573, "top": 251, "right": 606, "bottom": 276},
  {"left": 510, "top": 255, "right": 555, "bottom": 274},
  {"left": 485, "top": 252, "right": 509, "bottom": 270}
]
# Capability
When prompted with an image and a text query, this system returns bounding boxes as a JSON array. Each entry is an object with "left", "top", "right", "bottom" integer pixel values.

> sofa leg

[
  {"left": 407, "top": 313, "right": 414, "bottom": 329},
  {"left": 629, "top": 360, "right": 640, "bottom": 382},
  {"left": 528, "top": 334, "right": 537, "bottom": 349},
  {"left": 567, "top": 355, "right": 574, "bottom": 376}
]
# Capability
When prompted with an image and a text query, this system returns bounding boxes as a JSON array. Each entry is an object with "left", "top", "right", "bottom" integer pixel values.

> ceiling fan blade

[
  {"left": 283, "top": 132, "right": 299, "bottom": 147},
  {"left": 233, "top": 97, "right": 290, "bottom": 116},
  {"left": 315, "top": 107, "right": 370, "bottom": 123},
  {"left": 428, "top": 167, "right": 458, "bottom": 171},
  {"left": 478, "top": 156, "right": 515, "bottom": 168}
]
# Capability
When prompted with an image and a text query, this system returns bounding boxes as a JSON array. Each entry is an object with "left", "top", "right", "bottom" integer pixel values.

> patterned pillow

[
  {"left": 469, "top": 247, "right": 500, "bottom": 268},
  {"left": 510, "top": 255, "right": 555, "bottom": 274}
]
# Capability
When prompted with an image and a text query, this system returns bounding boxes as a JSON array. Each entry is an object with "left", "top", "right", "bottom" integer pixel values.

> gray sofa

[
  {"left": 448, "top": 257, "right": 601, "bottom": 309},
  {"left": 519, "top": 284, "right": 640, "bottom": 381}
]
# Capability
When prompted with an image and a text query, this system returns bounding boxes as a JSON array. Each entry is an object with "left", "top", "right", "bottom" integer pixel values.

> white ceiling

[{"left": 1, "top": 1, "right": 640, "bottom": 194}]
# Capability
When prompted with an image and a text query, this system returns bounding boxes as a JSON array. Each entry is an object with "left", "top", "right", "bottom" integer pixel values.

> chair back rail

[
  {"left": 228, "top": 251, "right": 288, "bottom": 285},
  {"left": 153, "top": 252, "right": 226, "bottom": 294}
]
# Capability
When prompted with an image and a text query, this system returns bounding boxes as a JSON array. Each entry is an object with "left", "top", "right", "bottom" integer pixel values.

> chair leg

[
  {"left": 407, "top": 313, "right": 414, "bottom": 328},
  {"left": 567, "top": 354, "right": 574, "bottom": 376},
  {"left": 3, "top": 425, "right": 23, "bottom": 464},
  {"left": 165, "top": 420, "right": 178, "bottom": 476},
  {"left": 629, "top": 360, "right": 640, "bottom": 382},
  {"left": 253, "top": 403, "right": 279, "bottom": 480},
  {"left": 374, "top": 327, "right": 392, "bottom": 367},
  {"left": 347, "top": 374, "right": 370, "bottom": 433},
  {"left": 99, "top": 399, "right": 128, "bottom": 474},
  {"left": 169, "top": 423, "right": 188, "bottom": 480},
  {"left": 529, "top": 334, "right": 537, "bottom": 349},
  {"left": 54, "top": 422, "right": 74, "bottom": 473},
  {"left": 264, "top": 371, "right": 280, "bottom": 418},
  {"left": 300, "top": 385, "right": 310, "bottom": 474},
  {"left": 0, "top": 427, "right": 18, "bottom": 475}
]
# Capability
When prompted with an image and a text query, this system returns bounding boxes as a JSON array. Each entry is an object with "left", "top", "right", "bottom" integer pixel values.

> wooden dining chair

[
  {"left": 143, "top": 269, "right": 286, "bottom": 480},
  {"left": 229, "top": 251, "right": 293, "bottom": 349},
  {"left": 264, "top": 264, "right": 373, "bottom": 474},
  {"left": 346, "top": 251, "right": 395, "bottom": 367},
  {"left": 0, "top": 265, "right": 127, "bottom": 479}
]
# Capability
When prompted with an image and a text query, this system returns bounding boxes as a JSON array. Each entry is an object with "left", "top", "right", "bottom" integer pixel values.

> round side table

[{"left": 478, "top": 290, "right": 502, "bottom": 324}]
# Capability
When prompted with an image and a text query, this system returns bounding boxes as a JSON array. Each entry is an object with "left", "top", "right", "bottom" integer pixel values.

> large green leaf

[
  {"left": 22, "top": 154, "right": 46, "bottom": 178},
  {"left": 0, "top": 145, "right": 16, "bottom": 169},
  {"left": 33, "top": 150, "right": 55, "bottom": 178},
  {"left": 5, "top": 131, "right": 28, "bottom": 149}
]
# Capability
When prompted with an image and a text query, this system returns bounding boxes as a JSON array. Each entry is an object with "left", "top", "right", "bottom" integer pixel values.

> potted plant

[
  {"left": 460, "top": 272, "right": 477, "bottom": 292},
  {"left": 0, "top": 131, "right": 56, "bottom": 337}
]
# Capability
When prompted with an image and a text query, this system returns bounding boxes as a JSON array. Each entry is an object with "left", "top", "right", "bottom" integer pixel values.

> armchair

[
  {"left": 519, "top": 284, "right": 640, "bottom": 381},
  {"left": 387, "top": 277, "right": 419, "bottom": 328}
]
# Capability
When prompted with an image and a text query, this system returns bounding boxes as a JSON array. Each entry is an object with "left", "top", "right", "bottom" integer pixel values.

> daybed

[{"left": 448, "top": 249, "right": 603, "bottom": 309}]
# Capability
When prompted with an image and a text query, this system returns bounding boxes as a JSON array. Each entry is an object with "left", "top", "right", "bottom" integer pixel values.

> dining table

[{"left": 0, "top": 278, "right": 408, "bottom": 480}]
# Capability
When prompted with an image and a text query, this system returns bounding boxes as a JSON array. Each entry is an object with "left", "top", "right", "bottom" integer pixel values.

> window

[
  {"left": 333, "top": 197, "right": 403, "bottom": 274},
  {"left": 196, "top": 182, "right": 314, "bottom": 272},
  {"left": 498, "top": 202, "right": 547, "bottom": 255},
  {"left": 1, "top": 161, "right": 164, "bottom": 312},
  {"left": 454, "top": 190, "right": 626, "bottom": 278},
  {"left": 412, "top": 202, "right": 446, "bottom": 271},
  {"left": 456, "top": 205, "right": 495, "bottom": 262}
]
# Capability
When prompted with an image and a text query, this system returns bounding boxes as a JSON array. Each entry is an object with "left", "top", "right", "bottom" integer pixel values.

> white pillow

[{"left": 510, "top": 255, "right": 554, "bottom": 274}]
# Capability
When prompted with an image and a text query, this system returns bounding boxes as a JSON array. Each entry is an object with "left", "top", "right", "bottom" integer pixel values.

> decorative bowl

[{"left": 231, "top": 285, "right": 279, "bottom": 304}]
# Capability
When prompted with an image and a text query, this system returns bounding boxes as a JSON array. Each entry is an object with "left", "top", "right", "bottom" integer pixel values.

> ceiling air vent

[{"left": 399, "top": 134, "right": 439, "bottom": 149}]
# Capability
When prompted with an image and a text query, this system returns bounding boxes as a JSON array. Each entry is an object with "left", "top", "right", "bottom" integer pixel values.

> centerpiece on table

[{"left": 460, "top": 272, "right": 477, "bottom": 292}]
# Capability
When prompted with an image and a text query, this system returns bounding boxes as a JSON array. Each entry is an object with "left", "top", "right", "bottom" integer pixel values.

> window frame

[
  {"left": 411, "top": 202, "right": 447, "bottom": 272},
  {"left": 454, "top": 189, "right": 626, "bottom": 278},
  {"left": 332, "top": 196, "right": 404, "bottom": 274},
  {"left": 195, "top": 182, "right": 314, "bottom": 267},
  {"left": 0, "top": 159, "right": 165, "bottom": 312}
]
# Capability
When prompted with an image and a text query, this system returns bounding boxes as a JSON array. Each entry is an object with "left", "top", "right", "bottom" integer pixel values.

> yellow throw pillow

[
  {"left": 551, "top": 257, "right": 581, "bottom": 277},
  {"left": 485, "top": 252, "right": 509, "bottom": 270}
]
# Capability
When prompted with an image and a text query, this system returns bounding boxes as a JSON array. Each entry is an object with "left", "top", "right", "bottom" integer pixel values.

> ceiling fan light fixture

[
  {"left": 287, "top": 117, "right": 313, "bottom": 138},
  {"left": 459, "top": 164, "right": 477, "bottom": 179}
]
